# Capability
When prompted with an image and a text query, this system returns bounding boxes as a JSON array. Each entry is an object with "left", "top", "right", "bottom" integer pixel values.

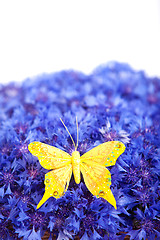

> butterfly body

[{"left": 71, "top": 151, "right": 81, "bottom": 184}]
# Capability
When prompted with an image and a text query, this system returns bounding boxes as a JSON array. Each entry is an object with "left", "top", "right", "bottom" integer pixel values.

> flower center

[{"left": 3, "top": 172, "right": 14, "bottom": 184}]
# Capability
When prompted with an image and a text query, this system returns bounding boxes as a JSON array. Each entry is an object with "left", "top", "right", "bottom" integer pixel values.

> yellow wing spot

[
  {"left": 46, "top": 179, "right": 50, "bottom": 183},
  {"left": 106, "top": 177, "right": 111, "bottom": 182},
  {"left": 53, "top": 191, "right": 58, "bottom": 196},
  {"left": 99, "top": 190, "right": 105, "bottom": 197},
  {"left": 116, "top": 142, "right": 122, "bottom": 148}
]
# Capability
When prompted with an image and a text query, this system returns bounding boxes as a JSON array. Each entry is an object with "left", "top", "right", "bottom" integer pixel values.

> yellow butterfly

[{"left": 28, "top": 117, "right": 125, "bottom": 209}]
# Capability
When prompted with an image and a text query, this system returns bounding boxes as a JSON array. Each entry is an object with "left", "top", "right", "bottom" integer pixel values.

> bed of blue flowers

[{"left": 0, "top": 62, "right": 160, "bottom": 240}]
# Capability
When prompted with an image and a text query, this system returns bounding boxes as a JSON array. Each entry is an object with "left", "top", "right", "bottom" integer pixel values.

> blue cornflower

[
  {"left": 128, "top": 207, "right": 160, "bottom": 240},
  {"left": 0, "top": 157, "right": 22, "bottom": 198},
  {"left": 131, "top": 184, "right": 158, "bottom": 207},
  {"left": 99, "top": 118, "right": 130, "bottom": 144},
  {"left": 15, "top": 208, "right": 48, "bottom": 239}
]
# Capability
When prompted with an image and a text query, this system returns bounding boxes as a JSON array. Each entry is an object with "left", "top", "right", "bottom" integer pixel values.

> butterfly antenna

[
  {"left": 75, "top": 116, "right": 78, "bottom": 151},
  {"left": 60, "top": 118, "right": 76, "bottom": 150}
]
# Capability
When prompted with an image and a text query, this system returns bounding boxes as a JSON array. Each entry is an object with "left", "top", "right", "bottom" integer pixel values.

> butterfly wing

[
  {"left": 80, "top": 162, "right": 117, "bottom": 208},
  {"left": 81, "top": 141, "right": 125, "bottom": 167},
  {"left": 28, "top": 142, "right": 71, "bottom": 169},
  {"left": 80, "top": 141, "right": 125, "bottom": 209},
  {"left": 28, "top": 142, "right": 72, "bottom": 209},
  {"left": 37, "top": 164, "right": 72, "bottom": 209}
]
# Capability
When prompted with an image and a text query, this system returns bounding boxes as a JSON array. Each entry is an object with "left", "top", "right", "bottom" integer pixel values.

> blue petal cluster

[{"left": 0, "top": 62, "right": 160, "bottom": 239}]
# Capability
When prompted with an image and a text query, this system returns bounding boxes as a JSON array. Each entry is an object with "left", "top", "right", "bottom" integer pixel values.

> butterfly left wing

[
  {"left": 80, "top": 141, "right": 125, "bottom": 167},
  {"left": 28, "top": 142, "right": 71, "bottom": 169},
  {"left": 28, "top": 142, "right": 72, "bottom": 209},
  {"left": 37, "top": 164, "right": 72, "bottom": 209}
]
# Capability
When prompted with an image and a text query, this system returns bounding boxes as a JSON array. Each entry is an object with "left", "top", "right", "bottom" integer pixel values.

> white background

[{"left": 0, "top": 0, "right": 160, "bottom": 84}]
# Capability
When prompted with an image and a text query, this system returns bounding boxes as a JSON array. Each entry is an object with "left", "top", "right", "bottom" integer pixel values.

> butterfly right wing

[
  {"left": 80, "top": 141, "right": 125, "bottom": 209},
  {"left": 80, "top": 161, "right": 117, "bottom": 209},
  {"left": 37, "top": 164, "right": 72, "bottom": 209},
  {"left": 28, "top": 142, "right": 71, "bottom": 169},
  {"left": 81, "top": 141, "right": 125, "bottom": 167}
]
